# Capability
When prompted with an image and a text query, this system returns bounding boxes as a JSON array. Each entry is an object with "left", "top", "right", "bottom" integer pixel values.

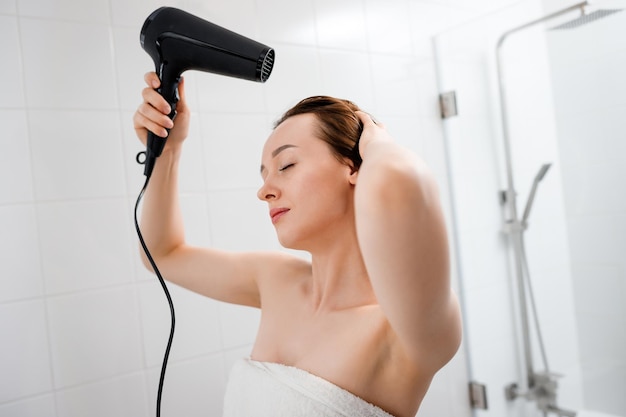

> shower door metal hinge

[
  {"left": 469, "top": 381, "right": 488, "bottom": 410},
  {"left": 439, "top": 91, "right": 458, "bottom": 119}
]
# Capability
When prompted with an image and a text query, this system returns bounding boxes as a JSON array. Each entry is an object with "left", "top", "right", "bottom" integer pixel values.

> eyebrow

[{"left": 260, "top": 144, "right": 298, "bottom": 174}]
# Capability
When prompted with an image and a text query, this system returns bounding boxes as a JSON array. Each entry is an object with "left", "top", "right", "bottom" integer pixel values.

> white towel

[{"left": 223, "top": 358, "right": 395, "bottom": 417}]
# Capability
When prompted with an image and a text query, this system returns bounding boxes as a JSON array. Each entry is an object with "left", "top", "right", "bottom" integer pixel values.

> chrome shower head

[
  {"left": 535, "top": 163, "right": 552, "bottom": 182},
  {"left": 549, "top": 8, "right": 623, "bottom": 30},
  {"left": 522, "top": 163, "right": 552, "bottom": 225}
]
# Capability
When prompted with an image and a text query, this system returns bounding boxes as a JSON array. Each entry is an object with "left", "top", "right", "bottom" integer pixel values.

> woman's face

[{"left": 258, "top": 113, "right": 357, "bottom": 250}]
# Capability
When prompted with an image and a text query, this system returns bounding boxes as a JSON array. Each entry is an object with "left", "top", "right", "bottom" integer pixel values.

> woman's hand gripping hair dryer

[{"left": 139, "top": 7, "right": 275, "bottom": 178}]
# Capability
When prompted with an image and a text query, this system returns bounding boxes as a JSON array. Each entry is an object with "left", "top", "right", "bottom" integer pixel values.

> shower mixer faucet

[{"left": 505, "top": 372, "right": 576, "bottom": 417}]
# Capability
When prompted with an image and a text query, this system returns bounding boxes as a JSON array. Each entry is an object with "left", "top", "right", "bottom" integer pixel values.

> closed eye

[{"left": 279, "top": 163, "right": 294, "bottom": 172}]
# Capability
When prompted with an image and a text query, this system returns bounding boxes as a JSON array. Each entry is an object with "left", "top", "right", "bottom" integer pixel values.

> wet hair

[{"left": 274, "top": 96, "right": 363, "bottom": 171}]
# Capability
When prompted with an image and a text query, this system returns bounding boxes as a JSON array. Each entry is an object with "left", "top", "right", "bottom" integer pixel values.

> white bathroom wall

[
  {"left": 0, "top": 1, "right": 509, "bottom": 416},
  {"left": 434, "top": 0, "right": 585, "bottom": 416},
  {"left": 543, "top": 1, "right": 626, "bottom": 413}
]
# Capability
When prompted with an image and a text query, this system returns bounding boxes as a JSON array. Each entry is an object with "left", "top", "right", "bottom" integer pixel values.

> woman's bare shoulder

[
  {"left": 253, "top": 251, "right": 311, "bottom": 281},
  {"left": 246, "top": 251, "right": 311, "bottom": 307}
]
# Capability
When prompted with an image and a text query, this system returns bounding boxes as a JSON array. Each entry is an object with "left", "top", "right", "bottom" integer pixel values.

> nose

[{"left": 257, "top": 178, "right": 278, "bottom": 201}]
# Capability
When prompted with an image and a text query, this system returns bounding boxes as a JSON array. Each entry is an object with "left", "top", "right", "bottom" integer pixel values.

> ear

[
  {"left": 340, "top": 157, "right": 358, "bottom": 185},
  {"left": 348, "top": 165, "right": 358, "bottom": 185}
]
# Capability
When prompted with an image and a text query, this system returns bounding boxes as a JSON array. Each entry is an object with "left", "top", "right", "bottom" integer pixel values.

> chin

[
  {"left": 275, "top": 229, "right": 310, "bottom": 252},
  {"left": 277, "top": 236, "right": 304, "bottom": 251}
]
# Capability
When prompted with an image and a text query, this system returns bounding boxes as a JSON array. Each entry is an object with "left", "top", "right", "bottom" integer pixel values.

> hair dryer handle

[{"left": 142, "top": 69, "right": 181, "bottom": 178}]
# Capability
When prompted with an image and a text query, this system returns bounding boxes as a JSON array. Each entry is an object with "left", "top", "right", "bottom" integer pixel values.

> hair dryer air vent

[{"left": 259, "top": 49, "right": 275, "bottom": 82}]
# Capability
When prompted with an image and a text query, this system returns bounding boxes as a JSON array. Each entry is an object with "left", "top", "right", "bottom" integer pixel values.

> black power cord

[{"left": 133, "top": 167, "right": 176, "bottom": 417}]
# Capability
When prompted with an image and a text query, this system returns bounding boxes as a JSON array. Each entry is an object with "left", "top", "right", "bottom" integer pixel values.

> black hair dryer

[{"left": 139, "top": 7, "right": 275, "bottom": 177}]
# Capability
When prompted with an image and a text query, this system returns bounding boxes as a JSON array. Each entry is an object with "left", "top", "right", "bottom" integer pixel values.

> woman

[{"left": 134, "top": 72, "right": 462, "bottom": 417}]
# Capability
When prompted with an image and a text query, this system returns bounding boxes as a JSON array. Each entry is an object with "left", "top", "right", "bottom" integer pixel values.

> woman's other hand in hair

[{"left": 355, "top": 111, "right": 393, "bottom": 159}]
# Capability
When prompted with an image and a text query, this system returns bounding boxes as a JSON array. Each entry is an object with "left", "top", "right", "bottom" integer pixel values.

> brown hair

[{"left": 274, "top": 96, "right": 363, "bottom": 171}]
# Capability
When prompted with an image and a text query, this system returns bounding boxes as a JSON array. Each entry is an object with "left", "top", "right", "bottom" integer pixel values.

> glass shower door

[{"left": 433, "top": 1, "right": 626, "bottom": 415}]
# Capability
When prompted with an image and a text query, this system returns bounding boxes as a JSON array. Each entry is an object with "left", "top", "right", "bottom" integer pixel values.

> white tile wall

[
  {"left": 0, "top": 110, "right": 32, "bottom": 204},
  {"left": 17, "top": 0, "right": 111, "bottom": 22},
  {"left": 37, "top": 199, "right": 134, "bottom": 294},
  {"left": 207, "top": 188, "right": 279, "bottom": 251},
  {"left": 19, "top": 19, "right": 118, "bottom": 110},
  {"left": 0, "top": 16, "right": 25, "bottom": 108},
  {"left": 0, "top": 300, "right": 53, "bottom": 403},
  {"left": 55, "top": 373, "right": 148, "bottom": 417},
  {"left": 314, "top": 0, "right": 368, "bottom": 51},
  {"left": 201, "top": 113, "right": 269, "bottom": 191},
  {"left": 178, "top": 194, "right": 213, "bottom": 247},
  {"left": 408, "top": 2, "right": 475, "bottom": 40},
  {"left": 319, "top": 50, "right": 376, "bottom": 111},
  {"left": 0, "top": 205, "right": 43, "bottom": 302},
  {"left": 46, "top": 288, "right": 144, "bottom": 388},
  {"left": 0, "top": 395, "right": 56, "bottom": 417},
  {"left": 2, "top": 0, "right": 521, "bottom": 415},
  {"left": 218, "top": 303, "right": 262, "bottom": 350},
  {"left": 28, "top": 110, "right": 127, "bottom": 201},
  {"left": 256, "top": 0, "right": 317, "bottom": 46},
  {"left": 364, "top": 0, "right": 413, "bottom": 55},
  {"left": 370, "top": 54, "right": 422, "bottom": 117},
  {"left": 0, "top": 0, "right": 16, "bottom": 14}
]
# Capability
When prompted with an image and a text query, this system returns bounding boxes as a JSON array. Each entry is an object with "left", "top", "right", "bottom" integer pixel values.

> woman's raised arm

[
  {"left": 133, "top": 72, "right": 283, "bottom": 308},
  {"left": 353, "top": 111, "right": 462, "bottom": 370}
]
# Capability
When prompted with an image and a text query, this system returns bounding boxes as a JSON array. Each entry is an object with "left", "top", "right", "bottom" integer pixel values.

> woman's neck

[{"left": 307, "top": 235, "right": 377, "bottom": 313}]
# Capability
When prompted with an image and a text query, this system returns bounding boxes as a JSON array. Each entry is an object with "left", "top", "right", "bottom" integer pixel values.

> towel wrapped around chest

[{"left": 223, "top": 358, "right": 395, "bottom": 417}]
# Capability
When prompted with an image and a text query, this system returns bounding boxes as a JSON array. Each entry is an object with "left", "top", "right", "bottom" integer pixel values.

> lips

[{"left": 269, "top": 207, "right": 289, "bottom": 224}]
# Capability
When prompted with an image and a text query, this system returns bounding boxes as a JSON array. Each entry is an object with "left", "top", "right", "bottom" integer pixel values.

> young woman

[{"left": 133, "top": 72, "right": 462, "bottom": 417}]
